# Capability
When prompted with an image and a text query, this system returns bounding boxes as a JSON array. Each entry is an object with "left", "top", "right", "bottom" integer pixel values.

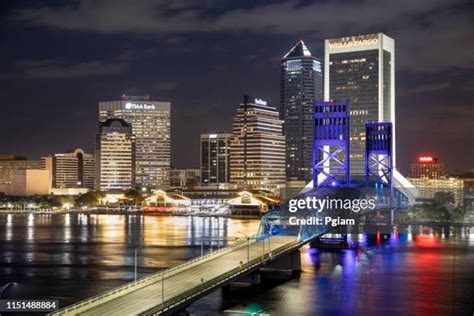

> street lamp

[
  {"left": 134, "top": 246, "right": 142, "bottom": 282},
  {"left": 236, "top": 231, "right": 252, "bottom": 263}
]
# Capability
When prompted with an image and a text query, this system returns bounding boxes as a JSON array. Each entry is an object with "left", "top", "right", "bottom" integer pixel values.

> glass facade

[
  {"left": 325, "top": 33, "right": 395, "bottom": 177},
  {"left": 99, "top": 97, "right": 171, "bottom": 188},
  {"left": 280, "top": 41, "right": 323, "bottom": 182},
  {"left": 329, "top": 50, "right": 379, "bottom": 175},
  {"left": 200, "top": 133, "right": 231, "bottom": 185}
]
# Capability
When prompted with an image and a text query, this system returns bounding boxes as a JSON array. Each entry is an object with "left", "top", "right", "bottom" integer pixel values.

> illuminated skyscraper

[
  {"left": 280, "top": 40, "right": 323, "bottom": 182},
  {"left": 96, "top": 119, "right": 135, "bottom": 191},
  {"left": 325, "top": 33, "right": 395, "bottom": 176},
  {"left": 99, "top": 95, "right": 170, "bottom": 188},
  {"left": 230, "top": 96, "right": 285, "bottom": 190},
  {"left": 200, "top": 133, "right": 231, "bottom": 186}
]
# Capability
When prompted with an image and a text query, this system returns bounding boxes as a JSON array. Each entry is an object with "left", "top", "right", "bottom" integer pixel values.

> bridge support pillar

[
  {"left": 251, "top": 271, "right": 261, "bottom": 285},
  {"left": 261, "top": 250, "right": 301, "bottom": 275}
]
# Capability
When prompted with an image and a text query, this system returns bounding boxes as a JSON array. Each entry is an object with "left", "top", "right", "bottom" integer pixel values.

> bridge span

[{"left": 51, "top": 234, "right": 307, "bottom": 316}]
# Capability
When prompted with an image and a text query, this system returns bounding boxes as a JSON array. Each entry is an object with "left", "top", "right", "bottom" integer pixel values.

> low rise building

[
  {"left": 0, "top": 155, "right": 43, "bottom": 185},
  {"left": 10, "top": 169, "right": 51, "bottom": 196},
  {"left": 409, "top": 177, "right": 464, "bottom": 205}
]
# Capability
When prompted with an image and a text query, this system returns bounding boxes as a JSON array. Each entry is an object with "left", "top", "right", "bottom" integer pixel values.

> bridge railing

[
  {"left": 50, "top": 236, "right": 259, "bottom": 316},
  {"left": 142, "top": 236, "right": 302, "bottom": 315}
]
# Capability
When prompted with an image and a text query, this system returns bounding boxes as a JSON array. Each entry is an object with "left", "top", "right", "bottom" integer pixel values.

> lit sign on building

[
  {"left": 328, "top": 35, "right": 378, "bottom": 49},
  {"left": 419, "top": 156, "right": 435, "bottom": 162},
  {"left": 125, "top": 102, "right": 156, "bottom": 110},
  {"left": 254, "top": 98, "right": 267, "bottom": 106}
]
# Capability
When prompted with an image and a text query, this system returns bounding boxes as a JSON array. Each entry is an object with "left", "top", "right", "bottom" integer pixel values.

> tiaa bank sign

[{"left": 125, "top": 102, "right": 156, "bottom": 110}]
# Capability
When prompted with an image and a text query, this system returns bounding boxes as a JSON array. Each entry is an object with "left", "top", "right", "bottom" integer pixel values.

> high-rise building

[
  {"left": 95, "top": 119, "right": 135, "bottom": 191},
  {"left": 280, "top": 40, "right": 323, "bottom": 182},
  {"left": 230, "top": 96, "right": 285, "bottom": 190},
  {"left": 42, "top": 148, "right": 95, "bottom": 189},
  {"left": 99, "top": 95, "right": 170, "bottom": 188},
  {"left": 200, "top": 133, "right": 232, "bottom": 186},
  {"left": 0, "top": 156, "right": 43, "bottom": 185},
  {"left": 325, "top": 33, "right": 395, "bottom": 176},
  {"left": 410, "top": 156, "right": 445, "bottom": 179}
]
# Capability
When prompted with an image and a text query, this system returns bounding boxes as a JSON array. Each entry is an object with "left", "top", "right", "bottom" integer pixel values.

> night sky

[{"left": 0, "top": 0, "right": 472, "bottom": 173}]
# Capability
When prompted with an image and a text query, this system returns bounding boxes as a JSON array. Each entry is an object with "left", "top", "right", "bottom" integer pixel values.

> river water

[{"left": 0, "top": 213, "right": 473, "bottom": 315}]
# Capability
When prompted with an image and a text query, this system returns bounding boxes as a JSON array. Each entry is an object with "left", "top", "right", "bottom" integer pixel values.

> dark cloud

[
  {"left": 0, "top": 0, "right": 472, "bottom": 172},
  {"left": 17, "top": 59, "right": 128, "bottom": 79},
  {"left": 11, "top": 0, "right": 473, "bottom": 73},
  {"left": 397, "top": 82, "right": 450, "bottom": 97}
]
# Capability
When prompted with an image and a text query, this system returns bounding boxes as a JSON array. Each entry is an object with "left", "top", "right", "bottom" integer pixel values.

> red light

[{"left": 419, "top": 156, "right": 434, "bottom": 162}]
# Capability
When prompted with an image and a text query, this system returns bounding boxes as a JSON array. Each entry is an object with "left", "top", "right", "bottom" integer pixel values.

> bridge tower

[
  {"left": 365, "top": 122, "right": 393, "bottom": 185},
  {"left": 313, "top": 100, "right": 350, "bottom": 188}
]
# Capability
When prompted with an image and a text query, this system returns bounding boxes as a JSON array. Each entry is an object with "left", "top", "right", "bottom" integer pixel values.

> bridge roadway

[{"left": 51, "top": 235, "right": 299, "bottom": 316}]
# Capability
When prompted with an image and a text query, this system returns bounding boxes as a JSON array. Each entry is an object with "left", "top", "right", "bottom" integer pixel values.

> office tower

[
  {"left": 99, "top": 95, "right": 170, "bottom": 188},
  {"left": 170, "top": 168, "right": 201, "bottom": 188},
  {"left": 411, "top": 156, "right": 445, "bottom": 179},
  {"left": 42, "top": 148, "right": 94, "bottom": 189},
  {"left": 230, "top": 96, "right": 285, "bottom": 190},
  {"left": 200, "top": 133, "right": 232, "bottom": 186},
  {"left": 96, "top": 119, "right": 135, "bottom": 191},
  {"left": 325, "top": 33, "right": 395, "bottom": 176},
  {"left": 0, "top": 156, "right": 43, "bottom": 185},
  {"left": 280, "top": 40, "right": 323, "bottom": 182}
]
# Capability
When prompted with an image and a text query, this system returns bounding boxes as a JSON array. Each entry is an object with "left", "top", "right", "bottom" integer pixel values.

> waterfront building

[
  {"left": 280, "top": 40, "right": 323, "bottom": 182},
  {"left": 410, "top": 156, "right": 445, "bottom": 179},
  {"left": 408, "top": 177, "right": 464, "bottom": 205},
  {"left": 99, "top": 95, "right": 170, "bottom": 188},
  {"left": 200, "top": 133, "right": 232, "bottom": 186},
  {"left": 95, "top": 119, "right": 135, "bottom": 191},
  {"left": 144, "top": 188, "right": 279, "bottom": 215},
  {"left": 170, "top": 168, "right": 201, "bottom": 188},
  {"left": 230, "top": 96, "right": 286, "bottom": 191},
  {"left": 0, "top": 156, "right": 43, "bottom": 185},
  {"left": 42, "top": 148, "right": 94, "bottom": 189},
  {"left": 325, "top": 33, "right": 395, "bottom": 176},
  {"left": 10, "top": 169, "right": 51, "bottom": 196}
]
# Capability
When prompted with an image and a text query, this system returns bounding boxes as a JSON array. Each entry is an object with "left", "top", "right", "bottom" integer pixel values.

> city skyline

[{"left": 0, "top": 1, "right": 472, "bottom": 174}]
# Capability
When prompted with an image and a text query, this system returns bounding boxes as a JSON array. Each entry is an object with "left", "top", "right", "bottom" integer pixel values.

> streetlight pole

[
  {"left": 247, "top": 236, "right": 250, "bottom": 263},
  {"left": 161, "top": 269, "right": 164, "bottom": 306},
  {"left": 134, "top": 247, "right": 138, "bottom": 281}
]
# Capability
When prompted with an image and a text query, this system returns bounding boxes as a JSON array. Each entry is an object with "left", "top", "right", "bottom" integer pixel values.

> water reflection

[
  {"left": 0, "top": 214, "right": 260, "bottom": 307},
  {"left": 0, "top": 214, "right": 472, "bottom": 315}
]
